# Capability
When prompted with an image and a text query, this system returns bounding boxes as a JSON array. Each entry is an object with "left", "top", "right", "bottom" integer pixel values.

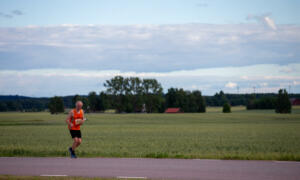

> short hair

[{"left": 75, "top": 101, "right": 83, "bottom": 106}]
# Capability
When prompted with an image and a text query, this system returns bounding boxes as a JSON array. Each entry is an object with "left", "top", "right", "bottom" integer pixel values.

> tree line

[
  {"left": 0, "top": 76, "right": 295, "bottom": 113},
  {"left": 0, "top": 97, "right": 48, "bottom": 112}
]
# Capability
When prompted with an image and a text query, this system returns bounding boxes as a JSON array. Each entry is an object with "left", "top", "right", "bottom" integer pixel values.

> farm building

[
  {"left": 290, "top": 98, "right": 300, "bottom": 106},
  {"left": 165, "top": 108, "right": 183, "bottom": 113}
]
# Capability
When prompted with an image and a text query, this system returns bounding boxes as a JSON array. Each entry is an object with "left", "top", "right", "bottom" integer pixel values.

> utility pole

[{"left": 237, "top": 86, "right": 239, "bottom": 94}]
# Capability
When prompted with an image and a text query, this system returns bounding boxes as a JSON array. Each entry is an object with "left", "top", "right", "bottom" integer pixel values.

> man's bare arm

[
  {"left": 79, "top": 111, "right": 85, "bottom": 125},
  {"left": 66, "top": 111, "right": 73, "bottom": 127}
]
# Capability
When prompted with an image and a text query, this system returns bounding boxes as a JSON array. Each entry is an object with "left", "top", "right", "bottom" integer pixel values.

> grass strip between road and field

[{"left": 0, "top": 175, "right": 148, "bottom": 180}]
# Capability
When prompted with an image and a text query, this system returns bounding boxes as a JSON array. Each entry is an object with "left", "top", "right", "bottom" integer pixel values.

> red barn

[
  {"left": 290, "top": 98, "right": 300, "bottom": 106},
  {"left": 165, "top": 108, "right": 183, "bottom": 113}
]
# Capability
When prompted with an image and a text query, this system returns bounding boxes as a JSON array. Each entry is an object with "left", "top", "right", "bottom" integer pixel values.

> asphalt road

[{"left": 0, "top": 157, "right": 300, "bottom": 180}]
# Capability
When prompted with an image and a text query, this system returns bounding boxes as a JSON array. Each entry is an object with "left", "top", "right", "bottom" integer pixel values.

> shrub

[{"left": 223, "top": 103, "right": 231, "bottom": 113}]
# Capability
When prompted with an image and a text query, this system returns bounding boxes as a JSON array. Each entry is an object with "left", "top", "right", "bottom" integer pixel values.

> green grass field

[{"left": 0, "top": 106, "right": 300, "bottom": 161}]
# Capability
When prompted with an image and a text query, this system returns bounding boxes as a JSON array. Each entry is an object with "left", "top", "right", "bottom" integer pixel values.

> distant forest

[
  {"left": 1, "top": 93, "right": 299, "bottom": 112},
  {"left": 0, "top": 76, "right": 299, "bottom": 112}
]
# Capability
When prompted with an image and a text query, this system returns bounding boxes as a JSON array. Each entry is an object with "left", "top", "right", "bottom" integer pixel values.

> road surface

[{"left": 0, "top": 157, "right": 300, "bottom": 180}]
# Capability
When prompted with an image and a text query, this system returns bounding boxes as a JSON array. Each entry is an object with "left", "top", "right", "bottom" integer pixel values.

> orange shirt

[{"left": 69, "top": 108, "right": 83, "bottom": 130}]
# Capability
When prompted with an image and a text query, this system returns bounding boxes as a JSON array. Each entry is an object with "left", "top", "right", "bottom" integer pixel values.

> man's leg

[
  {"left": 69, "top": 138, "right": 78, "bottom": 158},
  {"left": 72, "top": 137, "right": 79, "bottom": 151},
  {"left": 75, "top": 138, "right": 82, "bottom": 148},
  {"left": 69, "top": 130, "right": 82, "bottom": 158},
  {"left": 72, "top": 138, "right": 82, "bottom": 150}
]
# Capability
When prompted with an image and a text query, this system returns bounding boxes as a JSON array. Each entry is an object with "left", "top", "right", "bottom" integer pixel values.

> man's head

[{"left": 75, "top": 101, "right": 83, "bottom": 110}]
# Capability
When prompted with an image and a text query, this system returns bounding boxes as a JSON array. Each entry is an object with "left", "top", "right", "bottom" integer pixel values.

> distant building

[
  {"left": 165, "top": 108, "right": 183, "bottom": 113},
  {"left": 290, "top": 98, "right": 300, "bottom": 106}
]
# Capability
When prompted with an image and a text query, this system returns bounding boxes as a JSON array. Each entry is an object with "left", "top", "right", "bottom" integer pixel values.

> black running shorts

[{"left": 69, "top": 130, "right": 82, "bottom": 138}]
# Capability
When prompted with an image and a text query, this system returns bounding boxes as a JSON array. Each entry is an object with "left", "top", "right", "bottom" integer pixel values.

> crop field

[{"left": 0, "top": 106, "right": 300, "bottom": 161}]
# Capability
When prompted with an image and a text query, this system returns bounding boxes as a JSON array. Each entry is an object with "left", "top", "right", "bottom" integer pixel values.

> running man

[{"left": 66, "top": 101, "right": 85, "bottom": 158}]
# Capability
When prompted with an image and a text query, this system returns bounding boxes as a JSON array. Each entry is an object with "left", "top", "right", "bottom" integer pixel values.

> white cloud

[
  {"left": 0, "top": 24, "right": 299, "bottom": 72},
  {"left": 0, "top": 63, "right": 299, "bottom": 96},
  {"left": 225, "top": 82, "right": 237, "bottom": 88},
  {"left": 263, "top": 16, "right": 277, "bottom": 30},
  {"left": 293, "top": 81, "right": 300, "bottom": 85},
  {"left": 247, "top": 14, "right": 277, "bottom": 30}
]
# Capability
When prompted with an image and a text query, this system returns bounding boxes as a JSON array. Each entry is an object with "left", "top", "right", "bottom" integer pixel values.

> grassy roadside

[
  {"left": 0, "top": 106, "right": 300, "bottom": 161},
  {"left": 0, "top": 175, "right": 132, "bottom": 180}
]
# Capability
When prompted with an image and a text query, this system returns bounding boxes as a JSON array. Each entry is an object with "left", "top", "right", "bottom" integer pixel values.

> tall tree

[
  {"left": 213, "top": 91, "right": 228, "bottom": 106},
  {"left": 99, "top": 91, "right": 109, "bottom": 111},
  {"left": 104, "top": 76, "right": 126, "bottom": 112},
  {"left": 104, "top": 76, "right": 126, "bottom": 95},
  {"left": 165, "top": 88, "right": 177, "bottom": 108},
  {"left": 127, "top": 77, "right": 144, "bottom": 112},
  {"left": 275, "top": 89, "right": 291, "bottom": 113},
  {"left": 193, "top": 90, "right": 206, "bottom": 113},
  {"left": 88, "top": 91, "right": 99, "bottom": 112},
  {"left": 48, "top": 96, "right": 64, "bottom": 114},
  {"left": 142, "top": 79, "right": 163, "bottom": 113}
]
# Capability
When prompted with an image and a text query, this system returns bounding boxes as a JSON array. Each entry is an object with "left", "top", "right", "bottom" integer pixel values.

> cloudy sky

[{"left": 0, "top": 0, "right": 300, "bottom": 96}]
